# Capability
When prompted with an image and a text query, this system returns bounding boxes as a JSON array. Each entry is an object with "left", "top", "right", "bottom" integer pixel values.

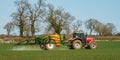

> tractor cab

[{"left": 73, "top": 33, "right": 87, "bottom": 43}]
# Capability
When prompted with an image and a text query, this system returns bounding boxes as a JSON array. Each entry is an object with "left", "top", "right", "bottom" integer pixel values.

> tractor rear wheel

[
  {"left": 45, "top": 40, "right": 56, "bottom": 50},
  {"left": 72, "top": 40, "right": 83, "bottom": 49}
]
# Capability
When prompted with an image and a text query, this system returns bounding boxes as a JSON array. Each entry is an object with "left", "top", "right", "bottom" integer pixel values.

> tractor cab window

[{"left": 73, "top": 33, "right": 85, "bottom": 38}]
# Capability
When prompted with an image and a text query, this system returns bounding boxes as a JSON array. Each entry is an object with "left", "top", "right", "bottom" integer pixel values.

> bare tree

[
  {"left": 105, "top": 23, "right": 116, "bottom": 35},
  {"left": 85, "top": 19, "right": 98, "bottom": 35},
  {"left": 26, "top": 0, "right": 46, "bottom": 36},
  {"left": 11, "top": 0, "right": 46, "bottom": 36},
  {"left": 95, "top": 22, "right": 105, "bottom": 36},
  {"left": 4, "top": 22, "right": 14, "bottom": 36},
  {"left": 72, "top": 20, "right": 82, "bottom": 33},
  {"left": 11, "top": 0, "right": 28, "bottom": 37},
  {"left": 46, "top": 4, "right": 75, "bottom": 34},
  {"left": 94, "top": 21, "right": 116, "bottom": 36}
]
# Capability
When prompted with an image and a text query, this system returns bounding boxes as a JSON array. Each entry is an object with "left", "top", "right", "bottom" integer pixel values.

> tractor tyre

[
  {"left": 86, "top": 42, "right": 97, "bottom": 49},
  {"left": 89, "top": 42, "right": 97, "bottom": 49},
  {"left": 40, "top": 44, "right": 45, "bottom": 50},
  {"left": 72, "top": 40, "right": 83, "bottom": 49},
  {"left": 45, "top": 40, "right": 56, "bottom": 50}
]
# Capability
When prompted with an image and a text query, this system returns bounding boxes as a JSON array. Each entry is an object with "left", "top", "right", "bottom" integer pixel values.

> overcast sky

[{"left": 0, "top": 0, "right": 120, "bottom": 35}]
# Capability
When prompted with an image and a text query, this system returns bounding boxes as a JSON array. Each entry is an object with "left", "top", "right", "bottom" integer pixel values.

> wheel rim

[
  {"left": 91, "top": 43, "right": 96, "bottom": 48},
  {"left": 47, "top": 44, "right": 54, "bottom": 49},
  {"left": 74, "top": 42, "right": 81, "bottom": 49}
]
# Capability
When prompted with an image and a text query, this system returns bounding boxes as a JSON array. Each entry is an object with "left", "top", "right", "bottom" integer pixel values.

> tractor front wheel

[
  {"left": 85, "top": 42, "right": 97, "bottom": 49},
  {"left": 72, "top": 40, "right": 83, "bottom": 49},
  {"left": 89, "top": 42, "right": 97, "bottom": 49}
]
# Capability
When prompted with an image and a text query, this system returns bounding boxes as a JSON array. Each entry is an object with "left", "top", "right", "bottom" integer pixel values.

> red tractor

[{"left": 68, "top": 33, "right": 97, "bottom": 49}]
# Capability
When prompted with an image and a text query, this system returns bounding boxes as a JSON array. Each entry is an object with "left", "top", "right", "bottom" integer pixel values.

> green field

[{"left": 0, "top": 41, "right": 120, "bottom": 60}]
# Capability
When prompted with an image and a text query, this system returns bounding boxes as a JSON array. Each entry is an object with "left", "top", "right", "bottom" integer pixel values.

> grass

[{"left": 0, "top": 41, "right": 120, "bottom": 60}]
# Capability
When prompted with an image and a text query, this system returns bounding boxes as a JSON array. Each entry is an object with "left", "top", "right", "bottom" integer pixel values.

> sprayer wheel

[
  {"left": 45, "top": 40, "right": 56, "bottom": 50},
  {"left": 40, "top": 44, "right": 45, "bottom": 50}
]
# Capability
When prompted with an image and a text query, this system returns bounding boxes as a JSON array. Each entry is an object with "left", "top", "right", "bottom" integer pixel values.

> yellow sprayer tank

[{"left": 50, "top": 34, "right": 60, "bottom": 46}]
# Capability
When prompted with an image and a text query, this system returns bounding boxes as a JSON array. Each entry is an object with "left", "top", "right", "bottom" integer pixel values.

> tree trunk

[
  {"left": 55, "top": 27, "right": 62, "bottom": 34},
  {"left": 31, "top": 21, "right": 35, "bottom": 36},
  {"left": 20, "top": 26, "right": 24, "bottom": 37},
  {"left": 19, "top": 20, "right": 24, "bottom": 37}
]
